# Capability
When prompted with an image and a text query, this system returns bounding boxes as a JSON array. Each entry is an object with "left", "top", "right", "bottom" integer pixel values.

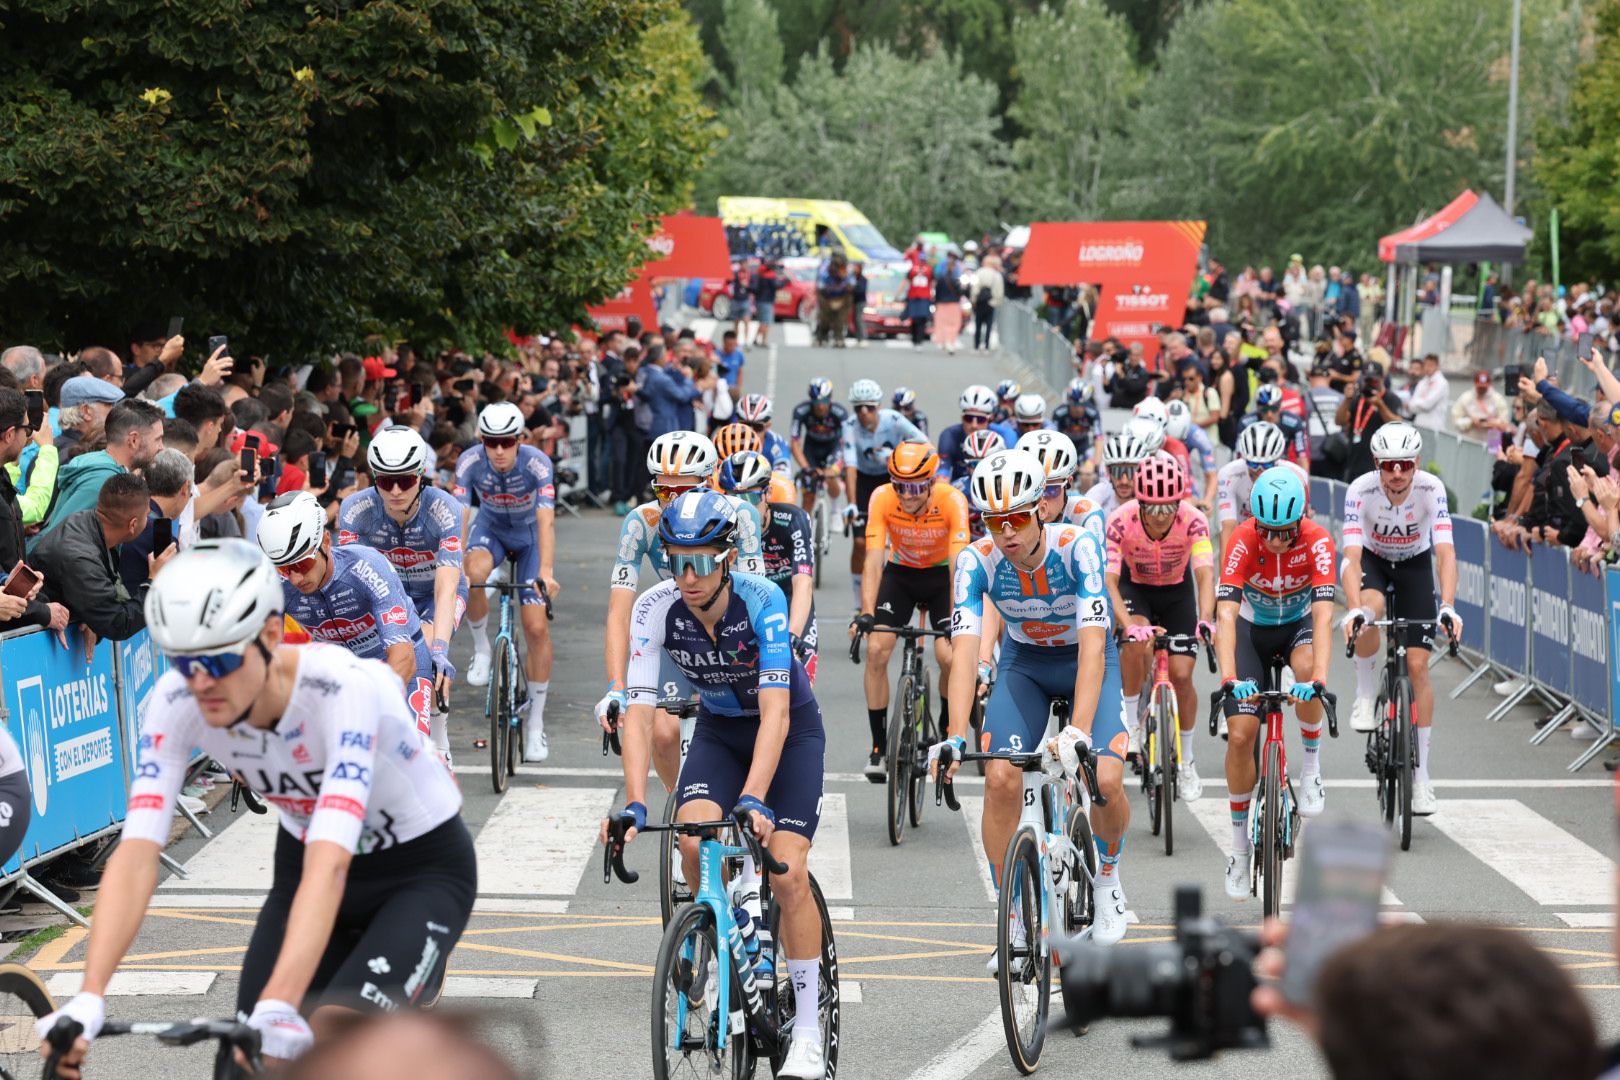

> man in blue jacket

[{"left": 639, "top": 343, "right": 702, "bottom": 439}]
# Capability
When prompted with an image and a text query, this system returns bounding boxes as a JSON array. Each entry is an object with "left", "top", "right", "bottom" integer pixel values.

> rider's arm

[
  {"left": 605, "top": 589, "right": 636, "bottom": 690},
  {"left": 1189, "top": 511, "right": 1217, "bottom": 623},
  {"left": 384, "top": 642, "right": 415, "bottom": 686},
  {"left": 1306, "top": 530, "right": 1339, "bottom": 682},
  {"left": 1215, "top": 599, "right": 1240, "bottom": 681},
  {"left": 860, "top": 493, "right": 891, "bottom": 615},
  {"left": 1427, "top": 477, "right": 1457, "bottom": 610},
  {"left": 77, "top": 840, "right": 162, "bottom": 995},
  {"left": 980, "top": 607, "right": 1002, "bottom": 663},
  {"left": 1434, "top": 541, "right": 1458, "bottom": 611},
  {"left": 946, "top": 632, "right": 980, "bottom": 744},
  {"left": 428, "top": 564, "right": 459, "bottom": 651},
  {"left": 1102, "top": 512, "right": 1131, "bottom": 627},
  {"left": 1068, "top": 533, "right": 1111, "bottom": 738},
  {"left": 1214, "top": 529, "right": 1251, "bottom": 681},
  {"left": 258, "top": 841, "right": 352, "bottom": 1007},
  {"left": 1069, "top": 624, "right": 1107, "bottom": 742},
  {"left": 943, "top": 486, "right": 970, "bottom": 566},
  {"left": 536, "top": 503, "right": 557, "bottom": 585},
  {"left": 790, "top": 437, "right": 809, "bottom": 472},
  {"left": 622, "top": 588, "right": 672, "bottom": 806},
  {"left": 946, "top": 546, "right": 988, "bottom": 742}
]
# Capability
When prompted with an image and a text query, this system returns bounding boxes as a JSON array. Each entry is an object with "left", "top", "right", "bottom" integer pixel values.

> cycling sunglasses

[
  {"left": 854, "top": 404, "right": 878, "bottom": 414},
  {"left": 170, "top": 643, "right": 252, "bottom": 679},
  {"left": 732, "top": 490, "right": 763, "bottom": 506},
  {"left": 653, "top": 482, "right": 702, "bottom": 505},
  {"left": 961, "top": 414, "right": 990, "bottom": 426},
  {"left": 1258, "top": 523, "right": 1300, "bottom": 544},
  {"left": 275, "top": 554, "right": 320, "bottom": 578},
  {"left": 1246, "top": 460, "right": 1271, "bottom": 473},
  {"left": 1042, "top": 484, "right": 1063, "bottom": 500},
  {"left": 670, "top": 552, "right": 727, "bottom": 578},
  {"left": 1142, "top": 502, "right": 1179, "bottom": 518},
  {"left": 374, "top": 473, "right": 420, "bottom": 493},
  {"left": 1378, "top": 459, "right": 1418, "bottom": 474},
  {"left": 481, "top": 436, "right": 519, "bottom": 451},
  {"left": 1108, "top": 465, "right": 1135, "bottom": 481},
  {"left": 985, "top": 509, "right": 1038, "bottom": 532},
  {"left": 892, "top": 480, "right": 930, "bottom": 497}
]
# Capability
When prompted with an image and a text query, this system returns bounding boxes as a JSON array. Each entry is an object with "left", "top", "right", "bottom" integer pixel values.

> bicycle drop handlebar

[
  {"left": 1208, "top": 684, "right": 1340, "bottom": 739},
  {"left": 602, "top": 696, "right": 700, "bottom": 757},
  {"left": 932, "top": 743, "right": 1106, "bottom": 813},
  {"left": 44, "top": 1016, "right": 264, "bottom": 1079},
  {"left": 1343, "top": 613, "right": 1459, "bottom": 659},
  {"left": 848, "top": 621, "right": 948, "bottom": 664},
  {"left": 603, "top": 810, "right": 790, "bottom": 886},
  {"left": 473, "top": 577, "right": 557, "bottom": 621}
]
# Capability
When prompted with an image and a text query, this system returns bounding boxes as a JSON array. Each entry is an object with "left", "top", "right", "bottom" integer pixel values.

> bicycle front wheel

[
  {"left": 1158, "top": 687, "right": 1177, "bottom": 857},
  {"left": 1374, "top": 693, "right": 1396, "bottom": 827},
  {"left": 996, "top": 828, "right": 1049, "bottom": 1074},
  {"left": 1143, "top": 699, "right": 1163, "bottom": 838},
  {"left": 651, "top": 904, "right": 748, "bottom": 1080},
  {"left": 489, "top": 642, "right": 513, "bottom": 794},
  {"left": 1260, "top": 741, "right": 1283, "bottom": 919},
  {"left": 1062, "top": 803, "right": 1097, "bottom": 939},
  {"left": 907, "top": 666, "right": 931, "bottom": 828},
  {"left": 0, "top": 962, "right": 55, "bottom": 1080},
  {"left": 1394, "top": 678, "right": 1415, "bottom": 852},
  {"left": 885, "top": 676, "right": 915, "bottom": 847},
  {"left": 812, "top": 501, "right": 827, "bottom": 588},
  {"left": 658, "top": 792, "right": 691, "bottom": 927},
  {"left": 508, "top": 645, "right": 525, "bottom": 775}
]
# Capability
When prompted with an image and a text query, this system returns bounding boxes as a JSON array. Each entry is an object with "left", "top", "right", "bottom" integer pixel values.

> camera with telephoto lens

[{"left": 1057, "top": 886, "right": 1267, "bottom": 1061}]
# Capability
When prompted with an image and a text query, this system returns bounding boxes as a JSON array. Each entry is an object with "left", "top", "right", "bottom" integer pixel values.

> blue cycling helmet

[
  {"left": 1065, "top": 378, "right": 1093, "bottom": 406},
  {"left": 716, "top": 450, "right": 772, "bottom": 494},
  {"left": 1255, "top": 384, "right": 1284, "bottom": 410},
  {"left": 1250, "top": 466, "right": 1306, "bottom": 528},
  {"left": 893, "top": 387, "right": 917, "bottom": 410},
  {"left": 995, "top": 378, "right": 1021, "bottom": 402},
  {"left": 657, "top": 489, "right": 737, "bottom": 548},
  {"left": 808, "top": 377, "right": 834, "bottom": 402}
]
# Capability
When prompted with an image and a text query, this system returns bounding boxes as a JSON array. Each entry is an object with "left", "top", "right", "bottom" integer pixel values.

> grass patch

[{"left": 9, "top": 906, "right": 91, "bottom": 961}]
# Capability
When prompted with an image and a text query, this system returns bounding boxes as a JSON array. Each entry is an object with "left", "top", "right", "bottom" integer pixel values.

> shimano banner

[
  {"left": 1529, "top": 544, "right": 1572, "bottom": 697},
  {"left": 1448, "top": 516, "right": 1489, "bottom": 653},
  {"left": 1569, "top": 563, "right": 1609, "bottom": 716},
  {"left": 1487, "top": 539, "right": 1530, "bottom": 675}
]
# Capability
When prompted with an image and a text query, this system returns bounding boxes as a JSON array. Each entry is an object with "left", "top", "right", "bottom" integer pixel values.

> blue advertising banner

[
  {"left": 1448, "top": 516, "right": 1489, "bottom": 654},
  {"left": 1608, "top": 569, "right": 1620, "bottom": 725},
  {"left": 1, "top": 627, "right": 127, "bottom": 868},
  {"left": 1309, "top": 478, "right": 1332, "bottom": 527},
  {"left": 1487, "top": 538, "right": 1530, "bottom": 675},
  {"left": 1529, "top": 544, "right": 1572, "bottom": 696},
  {"left": 116, "top": 631, "right": 159, "bottom": 782},
  {"left": 1570, "top": 562, "right": 1609, "bottom": 717},
  {"left": 1329, "top": 480, "right": 1348, "bottom": 542}
]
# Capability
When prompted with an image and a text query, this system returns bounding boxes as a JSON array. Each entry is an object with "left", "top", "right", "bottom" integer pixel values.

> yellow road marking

[{"left": 452, "top": 941, "right": 654, "bottom": 974}]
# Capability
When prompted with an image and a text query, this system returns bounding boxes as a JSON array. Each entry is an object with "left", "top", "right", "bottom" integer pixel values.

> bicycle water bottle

[{"left": 732, "top": 903, "right": 761, "bottom": 963}]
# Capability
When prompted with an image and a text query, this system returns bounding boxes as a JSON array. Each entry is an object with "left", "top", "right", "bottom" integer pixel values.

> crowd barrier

[
  {"left": 1469, "top": 322, "right": 1598, "bottom": 392},
  {"left": 0, "top": 625, "right": 189, "bottom": 924}
]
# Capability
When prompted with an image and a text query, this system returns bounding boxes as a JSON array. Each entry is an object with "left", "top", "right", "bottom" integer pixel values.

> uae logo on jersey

[{"left": 380, "top": 605, "right": 410, "bottom": 626}]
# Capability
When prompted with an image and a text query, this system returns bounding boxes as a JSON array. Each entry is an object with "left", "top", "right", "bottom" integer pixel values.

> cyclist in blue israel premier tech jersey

[
  {"left": 454, "top": 402, "right": 559, "bottom": 762},
  {"left": 842, "top": 378, "right": 925, "bottom": 609},
  {"left": 257, "top": 492, "right": 436, "bottom": 738},
  {"left": 338, "top": 426, "right": 468, "bottom": 760},
  {"left": 605, "top": 488, "right": 828, "bottom": 1080},
  {"left": 932, "top": 449, "right": 1130, "bottom": 947}
]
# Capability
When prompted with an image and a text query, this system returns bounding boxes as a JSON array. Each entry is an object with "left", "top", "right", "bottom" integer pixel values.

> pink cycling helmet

[{"left": 1133, "top": 453, "right": 1186, "bottom": 505}]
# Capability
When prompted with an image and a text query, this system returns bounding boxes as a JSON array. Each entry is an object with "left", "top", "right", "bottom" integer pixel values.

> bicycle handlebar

[
  {"left": 1208, "top": 684, "right": 1339, "bottom": 738},
  {"left": 934, "top": 743, "right": 1106, "bottom": 813},
  {"left": 45, "top": 1016, "right": 264, "bottom": 1078},
  {"left": 602, "top": 810, "right": 790, "bottom": 887},
  {"left": 1343, "top": 613, "right": 1460, "bottom": 658},
  {"left": 849, "top": 620, "right": 947, "bottom": 663},
  {"left": 602, "top": 700, "right": 622, "bottom": 757},
  {"left": 473, "top": 577, "right": 556, "bottom": 621},
  {"left": 230, "top": 780, "right": 267, "bottom": 816}
]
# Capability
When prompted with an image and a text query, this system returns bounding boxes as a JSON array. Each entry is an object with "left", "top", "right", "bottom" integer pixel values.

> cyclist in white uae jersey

[
  {"left": 0, "top": 728, "right": 31, "bottom": 872},
  {"left": 37, "top": 541, "right": 473, "bottom": 1072},
  {"left": 1340, "top": 423, "right": 1460, "bottom": 816},
  {"left": 1216, "top": 421, "right": 1310, "bottom": 557}
]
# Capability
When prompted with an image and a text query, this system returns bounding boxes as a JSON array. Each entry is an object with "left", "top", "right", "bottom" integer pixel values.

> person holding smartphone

[
  {"left": 115, "top": 448, "right": 191, "bottom": 593},
  {"left": 0, "top": 388, "right": 68, "bottom": 634}
]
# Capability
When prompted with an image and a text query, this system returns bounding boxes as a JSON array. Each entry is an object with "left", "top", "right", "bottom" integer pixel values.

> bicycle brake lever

[
  {"left": 1081, "top": 752, "right": 1107, "bottom": 808},
  {"left": 732, "top": 810, "right": 789, "bottom": 875},
  {"left": 1322, "top": 691, "right": 1339, "bottom": 739},
  {"left": 602, "top": 701, "right": 622, "bottom": 757}
]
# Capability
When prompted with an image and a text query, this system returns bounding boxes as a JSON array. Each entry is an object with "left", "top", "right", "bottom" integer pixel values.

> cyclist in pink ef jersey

[{"left": 1104, "top": 455, "right": 1216, "bottom": 799}]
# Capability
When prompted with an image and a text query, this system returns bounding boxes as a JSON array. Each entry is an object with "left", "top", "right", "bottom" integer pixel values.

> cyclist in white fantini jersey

[
  {"left": 37, "top": 540, "right": 473, "bottom": 1071},
  {"left": 1340, "top": 423, "right": 1460, "bottom": 816}
]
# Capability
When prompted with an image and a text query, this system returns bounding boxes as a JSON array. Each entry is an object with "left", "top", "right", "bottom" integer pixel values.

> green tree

[
  {"left": 713, "top": 0, "right": 784, "bottom": 102},
  {"left": 1533, "top": 0, "right": 1620, "bottom": 282},
  {"left": 0, "top": 0, "right": 714, "bottom": 358},
  {"left": 1008, "top": 0, "right": 1141, "bottom": 221},
  {"left": 1101, "top": 0, "right": 1201, "bottom": 65}
]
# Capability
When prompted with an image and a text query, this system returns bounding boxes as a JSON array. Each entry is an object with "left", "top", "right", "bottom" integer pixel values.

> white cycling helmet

[
  {"left": 1371, "top": 421, "right": 1424, "bottom": 462},
  {"left": 959, "top": 384, "right": 997, "bottom": 416},
  {"left": 1132, "top": 397, "right": 1168, "bottom": 431},
  {"left": 736, "top": 393, "right": 772, "bottom": 423},
  {"left": 647, "top": 431, "right": 719, "bottom": 478},
  {"left": 257, "top": 491, "right": 327, "bottom": 566},
  {"left": 718, "top": 450, "right": 774, "bottom": 493},
  {"left": 969, "top": 449, "right": 1046, "bottom": 514},
  {"left": 1102, "top": 430, "right": 1151, "bottom": 467},
  {"left": 849, "top": 378, "right": 883, "bottom": 405},
  {"left": 1013, "top": 393, "right": 1047, "bottom": 423},
  {"left": 1164, "top": 399, "right": 1193, "bottom": 441},
  {"left": 1123, "top": 415, "right": 1167, "bottom": 454},
  {"left": 367, "top": 426, "right": 429, "bottom": 475},
  {"left": 1015, "top": 430, "right": 1078, "bottom": 484},
  {"left": 145, "top": 538, "right": 284, "bottom": 655},
  {"left": 1236, "top": 421, "right": 1287, "bottom": 465},
  {"left": 477, "top": 402, "right": 525, "bottom": 438}
]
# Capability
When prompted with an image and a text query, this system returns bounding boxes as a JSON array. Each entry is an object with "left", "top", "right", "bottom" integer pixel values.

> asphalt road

[{"left": 16, "top": 332, "right": 1620, "bottom": 1080}]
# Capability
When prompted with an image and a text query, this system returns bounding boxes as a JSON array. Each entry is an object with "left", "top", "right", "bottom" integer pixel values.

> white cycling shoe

[
  {"left": 1350, "top": 696, "right": 1378, "bottom": 732},
  {"left": 1177, "top": 762, "right": 1203, "bottom": 801},
  {"left": 1091, "top": 881, "right": 1128, "bottom": 945},
  {"left": 1298, "top": 773, "right": 1326, "bottom": 817},
  {"left": 778, "top": 1033, "right": 827, "bottom": 1079},
  {"left": 1411, "top": 781, "right": 1438, "bottom": 816},
  {"left": 524, "top": 719, "right": 549, "bottom": 762},
  {"left": 1225, "top": 853, "right": 1252, "bottom": 900},
  {"left": 466, "top": 652, "right": 492, "bottom": 687}
]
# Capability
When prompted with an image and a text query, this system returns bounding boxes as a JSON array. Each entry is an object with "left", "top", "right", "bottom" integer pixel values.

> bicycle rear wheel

[
  {"left": 996, "top": 829, "right": 1049, "bottom": 1074},
  {"left": 489, "top": 642, "right": 513, "bottom": 794},
  {"left": 1156, "top": 686, "right": 1176, "bottom": 856},
  {"left": 1062, "top": 804, "right": 1097, "bottom": 938},
  {"left": 508, "top": 643, "right": 525, "bottom": 774},
  {"left": 1260, "top": 741, "right": 1283, "bottom": 919},
  {"left": 885, "top": 676, "right": 915, "bottom": 847},
  {"left": 651, "top": 905, "right": 748, "bottom": 1080},
  {"left": 0, "top": 962, "right": 55, "bottom": 1080},
  {"left": 767, "top": 874, "right": 841, "bottom": 1080},
  {"left": 907, "top": 666, "right": 931, "bottom": 828},
  {"left": 1374, "top": 693, "right": 1396, "bottom": 827},
  {"left": 1394, "top": 678, "right": 1415, "bottom": 852}
]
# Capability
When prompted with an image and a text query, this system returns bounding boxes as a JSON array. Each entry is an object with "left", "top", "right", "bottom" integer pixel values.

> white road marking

[
  {"left": 159, "top": 809, "right": 280, "bottom": 891},
  {"left": 1429, "top": 799, "right": 1615, "bottom": 906},
  {"left": 807, "top": 793, "right": 853, "bottom": 901},
  {"left": 449, "top": 764, "right": 986, "bottom": 786},
  {"left": 826, "top": 906, "right": 856, "bottom": 922},
  {"left": 781, "top": 323, "right": 811, "bottom": 347},
  {"left": 1558, "top": 912, "right": 1615, "bottom": 928},
  {"left": 901, "top": 1008, "right": 1005, "bottom": 1080},
  {"left": 474, "top": 787, "right": 617, "bottom": 899},
  {"left": 48, "top": 972, "right": 216, "bottom": 997},
  {"left": 474, "top": 897, "right": 570, "bottom": 915},
  {"left": 842, "top": 980, "right": 863, "bottom": 1004},
  {"left": 442, "top": 976, "right": 539, "bottom": 999},
  {"left": 1196, "top": 778, "right": 1615, "bottom": 790},
  {"left": 150, "top": 894, "right": 270, "bottom": 909},
  {"left": 765, "top": 342, "right": 779, "bottom": 403},
  {"left": 956, "top": 797, "right": 998, "bottom": 904}
]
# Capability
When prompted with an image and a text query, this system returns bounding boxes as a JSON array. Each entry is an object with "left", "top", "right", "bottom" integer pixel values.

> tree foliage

[
  {"left": 1533, "top": 0, "right": 1620, "bottom": 282},
  {"left": 0, "top": 0, "right": 715, "bottom": 358}
]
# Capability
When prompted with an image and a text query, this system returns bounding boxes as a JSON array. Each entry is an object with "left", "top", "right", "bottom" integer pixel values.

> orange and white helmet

[{"left": 646, "top": 431, "right": 718, "bottom": 479}]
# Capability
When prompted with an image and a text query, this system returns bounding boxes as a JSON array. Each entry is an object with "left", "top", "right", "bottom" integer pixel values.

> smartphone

[
  {"left": 1281, "top": 818, "right": 1391, "bottom": 1006},
  {"left": 151, "top": 517, "right": 174, "bottom": 556},
  {"left": 336, "top": 467, "right": 356, "bottom": 492},
  {"left": 309, "top": 452, "right": 328, "bottom": 489},
  {"left": 167, "top": 316, "right": 184, "bottom": 340},
  {"left": 452, "top": 379, "right": 475, "bottom": 393},
  {"left": 207, "top": 334, "right": 229, "bottom": 359},
  {"left": 244, "top": 432, "right": 262, "bottom": 451},
  {"left": 24, "top": 390, "right": 44, "bottom": 431},
  {"left": 2, "top": 561, "right": 39, "bottom": 599},
  {"left": 258, "top": 455, "right": 279, "bottom": 499},
  {"left": 329, "top": 421, "right": 354, "bottom": 441},
  {"left": 1503, "top": 363, "right": 1521, "bottom": 397},
  {"left": 384, "top": 386, "right": 399, "bottom": 412},
  {"left": 239, "top": 447, "right": 257, "bottom": 480}
]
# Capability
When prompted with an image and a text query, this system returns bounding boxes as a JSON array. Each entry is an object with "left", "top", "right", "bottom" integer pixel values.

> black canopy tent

[{"left": 1390, "top": 190, "right": 1532, "bottom": 265}]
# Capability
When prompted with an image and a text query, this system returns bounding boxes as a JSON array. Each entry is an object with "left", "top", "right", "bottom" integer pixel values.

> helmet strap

[{"left": 696, "top": 552, "right": 733, "bottom": 613}]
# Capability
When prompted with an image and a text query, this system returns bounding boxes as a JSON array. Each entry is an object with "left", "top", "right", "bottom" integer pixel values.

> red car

[{"left": 699, "top": 259, "right": 819, "bottom": 322}]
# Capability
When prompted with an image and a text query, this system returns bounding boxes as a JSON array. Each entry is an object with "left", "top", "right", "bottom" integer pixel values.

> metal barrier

[
  {"left": 996, "top": 301, "right": 1078, "bottom": 394},
  {"left": 1468, "top": 322, "right": 1597, "bottom": 391},
  {"left": 1420, "top": 428, "right": 1495, "bottom": 520}
]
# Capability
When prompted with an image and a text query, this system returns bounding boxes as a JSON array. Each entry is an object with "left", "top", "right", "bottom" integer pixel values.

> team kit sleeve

[
  {"left": 942, "top": 485, "right": 971, "bottom": 563},
  {"left": 1306, "top": 524, "right": 1338, "bottom": 601},
  {"left": 786, "top": 507, "right": 815, "bottom": 578},
  {"left": 1340, "top": 480, "right": 1364, "bottom": 550},
  {"left": 1070, "top": 531, "right": 1112, "bottom": 630},
  {"left": 864, "top": 486, "right": 894, "bottom": 549},
  {"left": 610, "top": 510, "right": 651, "bottom": 591},
  {"left": 452, "top": 446, "right": 479, "bottom": 504},
  {"left": 1103, "top": 508, "right": 1127, "bottom": 576},
  {"left": 120, "top": 676, "right": 201, "bottom": 846},
  {"left": 741, "top": 576, "right": 794, "bottom": 690},
  {"left": 1187, "top": 509, "right": 1215, "bottom": 569},
  {"left": 526, "top": 449, "right": 556, "bottom": 510},
  {"left": 366, "top": 554, "right": 421, "bottom": 651},
  {"left": 1216, "top": 463, "right": 1240, "bottom": 525},
  {"left": 1216, "top": 523, "right": 1252, "bottom": 602},
  {"left": 336, "top": 492, "right": 365, "bottom": 543},
  {"left": 840, "top": 420, "right": 858, "bottom": 469},
  {"left": 430, "top": 493, "right": 465, "bottom": 570},
  {"left": 1426, "top": 476, "right": 1455, "bottom": 545},
  {"left": 303, "top": 669, "right": 389, "bottom": 850},
  {"left": 734, "top": 503, "right": 765, "bottom": 575},
  {"left": 951, "top": 545, "right": 989, "bottom": 638},
  {"left": 625, "top": 587, "right": 673, "bottom": 705}
]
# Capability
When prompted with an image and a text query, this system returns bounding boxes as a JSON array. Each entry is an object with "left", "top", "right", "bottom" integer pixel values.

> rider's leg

[
  {"left": 1288, "top": 641, "right": 1325, "bottom": 778},
  {"left": 1087, "top": 651, "right": 1129, "bottom": 889},
  {"left": 932, "top": 633, "right": 953, "bottom": 730},
  {"left": 1118, "top": 620, "right": 1150, "bottom": 745},
  {"left": 1169, "top": 652, "right": 1198, "bottom": 764},
  {"left": 464, "top": 548, "right": 495, "bottom": 658},
  {"left": 1224, "top": 714, "right": 1259, "bottom": 852},
  {"left": 978, "top": 647, "right": 1045, "bottom": 882},
  {"left": 651, "top": 710, "right": 681, "bottom": 792},
  {"left": 675, "top": 798, "right": 722, "bottom": 903},
  {"left": 520, "top": 601, "right": 552, "bottom": 759},
  {"left": 864, "top": 630, "right": 896, "bottom": 752},
  {"left": 1353, "top": 591, "right": 1386, "bottom": 694}
]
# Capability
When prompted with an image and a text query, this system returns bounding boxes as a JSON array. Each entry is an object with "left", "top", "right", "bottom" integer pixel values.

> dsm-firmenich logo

[{"left": 15, "top": 676, "right": 48, "bottom": 816}]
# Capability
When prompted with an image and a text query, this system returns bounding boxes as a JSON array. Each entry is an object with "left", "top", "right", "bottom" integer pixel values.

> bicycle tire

[
  {"left": 508, "top": 642, "right": 525, "bottom": 774},
  {"left": 767, "top": 874, "right": 841, "bottom": 1080},
  {"left": 489, "top": 642, "right": 512, "bottom": 795},
  {"left": 812, "top": 501, "right": 826, "bottom": 589},
  {"left": 1158, "top": 686, "right": 1176, "bottom": 857},
  {"left": 907, "top": 666, "right": 931, "bottom": 829},
  {"left": 650, "top": 904, "right": 747, "bottom": 1080},
  {"left": 0, "top": 962, "right": 55, "bottom": 1080},
  {"left": 1260, "top": 741, "right": 1283, "bottom": 919},
  {"left": 885, "top": 676, "right": 914, "bottom": 847},
  {"left": 1394, "top": 677, "right": 1415, "bottom": 852},
  {"left": 1374, "top": 693, "right": 1396, "bottom": 827},
  {"left": 658, "top": 792, "right": 691, "bottom": 928},
  {"left": 996, "top": 828, "right": 1049, "bottom": 1074},
  {"left": 1061, "top": 804, "right": 1097, "bottom": 939},
  {"left": 1143, "top": 699, "right": 1163, "bottom": 838},
  {"left": 968, "top": 695, "right": 987, "bottom": 776}
]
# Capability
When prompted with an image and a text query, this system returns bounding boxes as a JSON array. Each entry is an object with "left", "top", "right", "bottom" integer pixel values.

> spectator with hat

[
  {"left": 1451, "top": 370, "right": 1512, "bottom": 437},
  {"left": 57, "top": 372, "right": 124, "bottom": 458}
]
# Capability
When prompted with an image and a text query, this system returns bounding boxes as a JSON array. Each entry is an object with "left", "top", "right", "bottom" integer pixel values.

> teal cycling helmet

[{"left": 1250, "top": 466, "right": 1306, "bottom": 528}]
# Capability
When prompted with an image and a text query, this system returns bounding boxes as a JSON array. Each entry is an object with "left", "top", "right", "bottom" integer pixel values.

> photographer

[
  {"left": 1107, "top": 342, "right": 1155, "bottom": 411},
  {"left": 1334, "top": 369, "right": 1402, "bottom": 479}
]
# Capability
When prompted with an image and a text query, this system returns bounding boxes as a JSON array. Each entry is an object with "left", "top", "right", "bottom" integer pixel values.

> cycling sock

[
  {"left": 1179, "top": 725, "right": 1195, "bottom": 765},
  {"left": 938, "top": 699, "right": 949, "bottom": 730},
  {"left": 1095, "top": 834, "right": 1123, "bottom": 880},
  {"left": 470, "top": 616, "right": 491, "bottom": 656},
  {"left": 429, "top": 709, "right": 450, "bottom": 756},
  {"left": 1123, "top": 694, "right": 1140, "bottom": 729},
  {"left": 787, "top": 958, "right": 821, "bottom": 1037},
  {"left": 527, "top": 681, "right": 548, "bottom": 723},
  {"left": 850, "top": 573, "right": 863, "bottom": 610},
  {"left": 1415, "top": 725, "right": 1432, "bottom": 784},
  {"left": 868, "top": 709, "right": 888, "bottom": 751},
  {"left": 1230, "top": 795, "right": 1253, "bottom": 853},
  {"left": 1354, "top": 653, "right": 1378, "bottom": 698},
  {"left": 1299, "top": 718, "right": 1323, "bottom": 776}
]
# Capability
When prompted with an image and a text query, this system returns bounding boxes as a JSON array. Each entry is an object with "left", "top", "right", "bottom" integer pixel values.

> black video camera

[{"left": 1057, "top": 886, "right": 1267, "bottom": 1061}]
